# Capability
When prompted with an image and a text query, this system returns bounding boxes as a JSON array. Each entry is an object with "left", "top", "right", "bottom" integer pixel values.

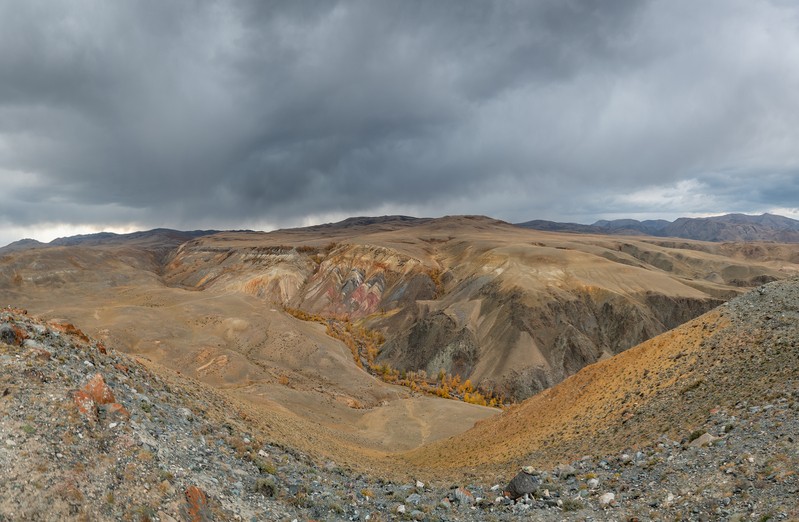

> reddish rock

[
  {"left": 84, "top": 374, "right": 116, "bottom": 404},
  {"left": 114, "top": 363, "right": 129, "bottom": 374},
  {"left": 50, "top": 322, "right": 90, "bottom": 343},
  {"left": 96, "top": 341, "right": 107, "bottom": 354},
  {"left": 73, "top": 390, "right": 97, "bottom": 419},
  {"left": 105, "top": 402, "right": 130, "bottom": 420},
  {"left": 182, "top": 486, "right": 212, "bottom": 522}
]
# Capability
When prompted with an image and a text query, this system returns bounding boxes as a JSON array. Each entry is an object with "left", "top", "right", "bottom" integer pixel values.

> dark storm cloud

[{"left": 2, "top": 0, "right": 799, "bottom": 240}]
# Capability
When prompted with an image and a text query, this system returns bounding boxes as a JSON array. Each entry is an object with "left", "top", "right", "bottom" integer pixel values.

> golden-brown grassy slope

[{"left": 402, "top": 277, "right": 799, "bottom": 478}]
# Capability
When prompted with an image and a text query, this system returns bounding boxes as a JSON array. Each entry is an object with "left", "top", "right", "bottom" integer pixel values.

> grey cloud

[{"left": 1, "top": 0, "right": 799, "bottom": 236}]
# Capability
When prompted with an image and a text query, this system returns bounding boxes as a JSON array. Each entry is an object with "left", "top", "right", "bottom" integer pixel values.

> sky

[{"left": 2, "top": 0, "right": 799, "bottom": 246}]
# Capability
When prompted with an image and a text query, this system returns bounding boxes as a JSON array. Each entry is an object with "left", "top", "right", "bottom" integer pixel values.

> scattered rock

[
  {"left": 555, "top": 464, "right": 576, "bottom": 478},
  {"left": 453, "top": 486, "right": 474, "bottom": 505},
  {"left": 689, "top": 432, "right": 719, "bottom": 447},
  {"left": 405, "top": 492, "right": 421, "bottom": 505}
]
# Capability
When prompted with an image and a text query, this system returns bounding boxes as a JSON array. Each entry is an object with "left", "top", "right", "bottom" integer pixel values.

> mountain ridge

[{"left": 517, "top": 212, "right": 799, "bottom": 242}]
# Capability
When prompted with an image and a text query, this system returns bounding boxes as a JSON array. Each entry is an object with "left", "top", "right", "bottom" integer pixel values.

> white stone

[
  {"left": 599, "top": 492, "right": 615, "bottom": 506},
  {"left": 396, "top": 504, "right": 406, "bottom": 514},
  {"left": 415, "top": 480, "right": 425, "bottom": 489},
  {"left": 587, "top": 478, "right": 599, "bottom": 489}
]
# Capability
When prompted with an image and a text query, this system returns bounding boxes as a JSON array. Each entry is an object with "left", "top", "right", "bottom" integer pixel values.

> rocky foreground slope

[{"left": 2, "top": 279, "right": 798, "bottom": 521}]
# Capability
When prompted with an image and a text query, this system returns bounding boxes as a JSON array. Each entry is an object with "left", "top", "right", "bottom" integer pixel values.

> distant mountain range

[
  {"left": 516, "top": 213, "right": 799, "bottom": 242},
  {"left": 0, "top": 228, "right": 218, "bottom": 257},
  {"left": 4, "top": 213, "right": 798, "bottom": 259}
]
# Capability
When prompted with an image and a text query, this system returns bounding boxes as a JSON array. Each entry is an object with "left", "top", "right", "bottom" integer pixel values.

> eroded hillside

[
  {"left": 156, "top": 216, "right": 796, "bottom": 400},
  {"left": 2, "top": 217, "right": 798, "bottom": 408}
]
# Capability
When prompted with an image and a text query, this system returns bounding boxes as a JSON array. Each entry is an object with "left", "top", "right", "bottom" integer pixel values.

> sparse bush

[
  {"left": 254, "top": 478, "right": 276, "bottom": 497},
  {"left": 561, "top": 498, "right": 584, "bottom": 512},
  {"left": 254, "top": 458, "right": 277, "bottom": 475}
]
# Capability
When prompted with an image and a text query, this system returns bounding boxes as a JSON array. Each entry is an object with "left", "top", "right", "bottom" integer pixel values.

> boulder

[
  {"left": 0, "top": 324, "right": 25, "bottom": 346},
  {"left": 504, "top": 469, "right": 540, "bottom": 500}
]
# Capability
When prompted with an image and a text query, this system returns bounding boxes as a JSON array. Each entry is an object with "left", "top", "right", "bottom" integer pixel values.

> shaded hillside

[
  {"left": 404, "top": 277, "right": 799, "bottom": 474},
  {"left": 518, "top": 212, "right": 799, "bottom": 242}
]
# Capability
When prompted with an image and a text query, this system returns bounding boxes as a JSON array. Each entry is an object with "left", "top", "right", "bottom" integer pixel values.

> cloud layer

[{"left": 2, "top": 0, "right": 799, "bottom": 244}]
